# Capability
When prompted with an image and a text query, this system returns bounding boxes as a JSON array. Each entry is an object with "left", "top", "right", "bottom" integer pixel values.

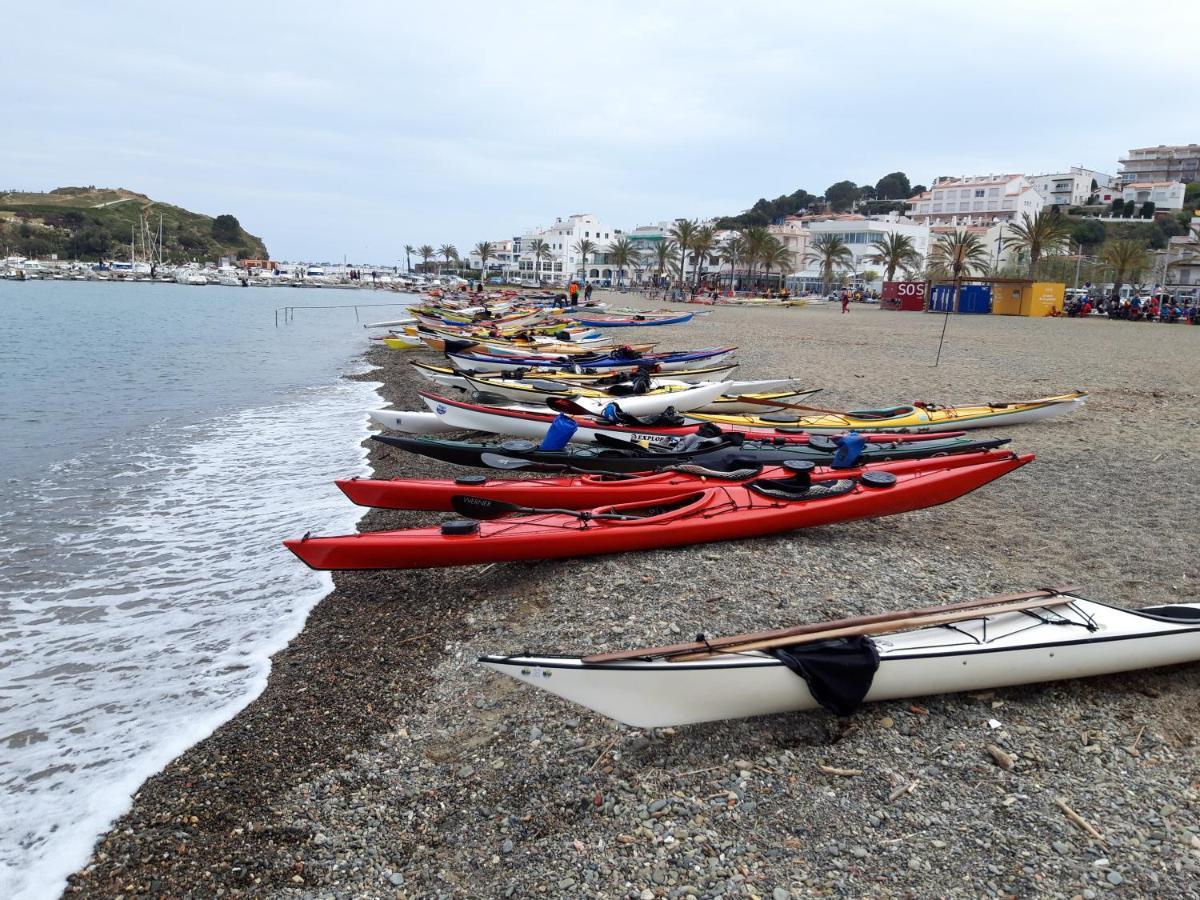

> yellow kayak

[
  {"left": 382, "top": 336, "right": 425, "bottom": 350},
  {"left": 686, "top": 391, "right": 1087, "bottom": 433}
]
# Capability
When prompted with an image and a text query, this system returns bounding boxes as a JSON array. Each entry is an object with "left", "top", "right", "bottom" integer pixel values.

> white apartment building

[
  {"left": 513, "top": 213, "right": 621, "bottom": 283},
  {"left": 907, "top": 175, "right": 1044, "bottom": 227},
  {"left": 1117, "top": 144, "right": 1200, "bottom": 188},
  {"left": 1031, "top": 167, "right": 1116, "bottom": 207},
  {"left": 467, "top": 237, "right": 520, "bottom": 280},
  {"left": 1122, "top": 181, "right": 1186, "bottom": 211},
  {"left": 794, "top": 214, "right": 931, "bottom": 287}
]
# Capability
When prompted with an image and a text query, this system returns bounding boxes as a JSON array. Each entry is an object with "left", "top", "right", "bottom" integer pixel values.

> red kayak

[
  {"left": 336, "top": 449, "right": 1020, "bottom": 511},
  {"left": 288, "top": 452, "right": 1032, "bottom": 570}
]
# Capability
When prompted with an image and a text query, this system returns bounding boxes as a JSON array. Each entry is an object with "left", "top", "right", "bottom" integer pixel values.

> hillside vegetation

[{"left": 0, "top": 186, "right": 268, "bottom": 262}]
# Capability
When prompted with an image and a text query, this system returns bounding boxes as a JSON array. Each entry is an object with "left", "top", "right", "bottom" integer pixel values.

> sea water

[{"left": 0, "top": 280, "right": 403, "bottom": 898}]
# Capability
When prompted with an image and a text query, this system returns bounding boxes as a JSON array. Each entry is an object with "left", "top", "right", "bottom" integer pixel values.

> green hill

[{"left": 0, "top": 187, "right": 268, "bottom": 263}]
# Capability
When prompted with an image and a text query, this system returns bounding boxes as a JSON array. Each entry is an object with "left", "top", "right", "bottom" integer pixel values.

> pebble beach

[{"left": 66, "top": 295, "right": 1200, "bottom": 899}]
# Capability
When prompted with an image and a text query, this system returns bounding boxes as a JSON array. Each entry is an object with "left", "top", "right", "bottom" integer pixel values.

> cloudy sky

[{"left": 8, "top": 1, "right": 1196, "bottom": 261}]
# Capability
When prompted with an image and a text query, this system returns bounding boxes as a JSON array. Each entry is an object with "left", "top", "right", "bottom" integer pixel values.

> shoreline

[{"left": 66, "top": 298, "right": 1200, "bottom": 898}]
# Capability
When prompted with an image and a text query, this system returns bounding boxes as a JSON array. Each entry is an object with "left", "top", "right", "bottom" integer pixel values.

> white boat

[
  {"left": 367, "top": 409, "right": 458, "bottom": 435},
  {"left": 365, "top": 317, "right": 417, "bottom": 329},
  {"left": 412, "top": 360, "right": 740, "bottom": 388},
  {"left": 447, "top": 348, "right": 738, "bottom": 375},
  {"left": 480, "top": 593, "right": 1200, "bottom": 728},
  {"left": 459, "top": 373, "right": 727, "bottom": 417}
]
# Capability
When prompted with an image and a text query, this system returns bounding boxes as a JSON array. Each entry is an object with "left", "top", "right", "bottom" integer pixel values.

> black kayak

[{"left": 372, "top": 433, "right": 1014, "bottom": 474}]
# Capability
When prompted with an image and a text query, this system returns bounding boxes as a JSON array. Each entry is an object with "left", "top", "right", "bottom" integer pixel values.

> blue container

[
  {"left": 539, "top": 413, "right": 579, "bottom": 450},
  {"left": 929, "top": 284, "right": 992, "bottom": 314},
  {"left": 831, "top": 432, "right": 866, "bottom": 468}
]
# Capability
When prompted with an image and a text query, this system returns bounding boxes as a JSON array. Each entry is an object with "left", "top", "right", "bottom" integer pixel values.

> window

[
  {"left": 932, "top": 203, "right": 943, "bottom": 212},
  {"left": 974, "top": 189, "right": 985, "bottom": 198},
  {"left": 958, "top": 202, "right": 970, "bottom": 211},
  {"left": 989, "top": 188, "right": 999, "bottom": 198},
  {"left": 987, "top": 200, "right": 999, "bottom": 210}
]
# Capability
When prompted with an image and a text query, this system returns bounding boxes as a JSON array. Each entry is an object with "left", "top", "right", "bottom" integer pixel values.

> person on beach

[
  {"left": 584, "top": 282, "right": 593, "bottom": 303},
  {"left": 841, "top": 291, "right": 850, "bottom": 314},
  {"left": 568, "top": 281, "right": 580, "bottom": 305}
]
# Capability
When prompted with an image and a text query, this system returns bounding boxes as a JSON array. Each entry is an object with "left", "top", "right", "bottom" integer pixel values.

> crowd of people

[{"left": 1065, "top": 291, "right": 1198, "bottom": 323}]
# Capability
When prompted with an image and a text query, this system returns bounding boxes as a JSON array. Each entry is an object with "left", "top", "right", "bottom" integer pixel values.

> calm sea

[{"left": 0, "top": 280, "right": 402, "bottom": 899}]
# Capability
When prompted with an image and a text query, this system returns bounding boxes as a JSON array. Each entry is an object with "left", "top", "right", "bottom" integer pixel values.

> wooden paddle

[
  {"left": 669, "top": 596, "right": 1073, "bottom": 661},
  {"left": 727, "top": 396, "right": 854, "bottom": 417},
  {"left": 580, "top": 586, "right": 1079, "bottom": 663}
]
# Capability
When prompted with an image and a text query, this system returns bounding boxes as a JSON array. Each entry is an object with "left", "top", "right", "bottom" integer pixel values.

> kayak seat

[
  {"left": 671, "top": 464, "right": 762, "bottom": 480},
  {"left": 846, "top": 406, "right": 914, "bottom": 419},
  {"left": 1138, "top": 605, "right": 1200, "bottom": 622},
  {"left": 757, "top": 412, "right": 804, "bottom": 424},
  {"left": 748, "top": 478, "right": 856, "bottom": 501}
]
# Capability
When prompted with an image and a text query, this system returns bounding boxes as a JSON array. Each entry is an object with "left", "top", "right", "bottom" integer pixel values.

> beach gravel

[{"left": 66, "top": 293, "right": 1200, "bottom": 898}]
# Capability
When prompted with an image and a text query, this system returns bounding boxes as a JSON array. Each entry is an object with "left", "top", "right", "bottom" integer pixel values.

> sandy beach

[{"left": 66, "top": 296, "right": 1200, "bottom": 898}]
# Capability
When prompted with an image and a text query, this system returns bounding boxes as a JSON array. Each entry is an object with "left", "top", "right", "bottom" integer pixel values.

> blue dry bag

[
  {"left": 539, "top": 413, "right": 579, "bottom": 451},
  {"left": 830, "top": 431, "right": 866, "bottom": 469}
]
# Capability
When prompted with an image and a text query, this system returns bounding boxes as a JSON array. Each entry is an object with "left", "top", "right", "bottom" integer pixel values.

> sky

[{"left": 7, "top": 0, "right": 1198, "bottom": 262}]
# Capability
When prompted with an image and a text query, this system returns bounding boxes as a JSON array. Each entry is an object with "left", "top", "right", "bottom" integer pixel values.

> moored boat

[
  {"left": 284, "top": 451, "right": 1031, "bottom": 570},
  {"left": 479, "top": 591, "right": 1200, "bottom": 727}
]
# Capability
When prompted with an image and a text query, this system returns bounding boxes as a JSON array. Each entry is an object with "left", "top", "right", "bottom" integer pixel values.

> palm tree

[
  {"left": 866, "top": 232, "right": 921, "bottom": 282},
  {"left": 720, "top": 234, "right": 746, "bottom": 293},
  {"left": 606, "top": 237, "right": 642, "bottom": 288},
  {"left": 573, "top": 239, "right": 596, "bottom": 280},
  {"left": 527, "top": 238, "right": 549, "bottom": 284},
  {"left": 668, "top": 218, "right": 698, "bottom": 286},
  {"left": 804, "top": 234, "right": 854, "bottom": 294},
  {"left": 417, "top": 244, "right": 435, "bottom": 274},
  {"left": 403, "top": 244, "right": 414, "bottom": 273},
  {"left": 474, "top": 241, "right": 494, "bottom": 283},
  {"left": 741, "top": 226, "right": 771, "bottom": 287},
  {"left": 1002, "top": 210, "right": 1072, "bottom": 279},
  {"left": 1099, "top": 239, "right": 1150, "bottom": 304},
  {"left": 652, "top": 239, "right": 677, "bottom": 287},
  {"left": 759, "top": 236, "right": 793, "bottom": 290},
  {"left": 928, "top": 230, "right": 990, "bottom": 312},
  {"left": 437, "top": 244, "right": 458, "bottom": 276},
  {"left": 687, "top": 226, "right": 716, "bottom": 286}
]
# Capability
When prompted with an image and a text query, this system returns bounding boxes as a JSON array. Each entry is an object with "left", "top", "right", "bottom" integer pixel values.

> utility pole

[{"left": 1073, "top": 241, "right": 1083, "bottom": 289}]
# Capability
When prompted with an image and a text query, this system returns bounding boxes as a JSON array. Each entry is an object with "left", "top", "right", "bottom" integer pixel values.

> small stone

[
  {"left": 641, "top": 890, "right": 655, "bottom": 900},
  {"left": 879, "top": 717, "right": 895, "bottom": 729},
  {"left": 1052, "top": 840, "right": 1071, "bottom": 854},
  {"left": 1106, "top": 871, "right": 1124, "bottom": 885},
  {"left": 773, "top": 889, "right": 790, "bottom": 900},
  {"left": 501, "top": 839, "right": 514, "bottom": 854},
  {"left": 1082, "top": 890, "right": 1097, "bottom": 899},
  {"left": 457, "top": 765, "right": 474, "bottom": 779},
  {"left": 313, "top": 833, "right": 327, "bottom": 845},
  {"left": 733, "top": 759, "right": 754, "bottom": 771},
  {"left": 649, "top": 799, "right": 669, "bottom": 813},
  {"left": 530, "top": 726, "right": 543, "bottom": 741},
  {"left": 908, "top": 857, "right": 921, "bottom": 870},
  {"left": 389, "top": 872, "right": 405, "bottom": 886},
  {"left": 851, "top": 847, "right": 869, "bottom": 858}
]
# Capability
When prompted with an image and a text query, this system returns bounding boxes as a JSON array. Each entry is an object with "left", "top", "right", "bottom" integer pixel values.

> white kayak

[
  {"left": 364, "top": 316, "right": 416, "bottom": 329},
  {"left": 413, "top": 360, "right": 740, "bottom": 387},
  {"left": 459, "top": 374, "right": 728, "bottom": 417},
  {"left": 480, "top": 593, "right": 1200, "bottom": 728},
  {"left": 447, "top": 348, "right": 738, "bottom": 375},
  {"left": 367, "top": 409, "right": 457, "bottom": 435}
]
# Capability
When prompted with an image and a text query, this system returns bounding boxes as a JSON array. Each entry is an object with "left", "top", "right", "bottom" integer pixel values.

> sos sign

[{"left": 882, "top": 280, "right": 929, "bottom": 310}]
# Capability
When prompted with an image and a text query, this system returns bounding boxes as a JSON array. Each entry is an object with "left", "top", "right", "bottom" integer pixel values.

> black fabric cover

[{"left": 773, "top": 636, "right": 880, "bottom": 716}]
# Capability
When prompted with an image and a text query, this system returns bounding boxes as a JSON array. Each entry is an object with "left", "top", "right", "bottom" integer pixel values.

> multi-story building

[
  {"left": 511, "top": 213, "right": 621, "bottom": 284},
  {"left": 906, "top": 175, "right": 1044, "bottom": 227},
  {"left": 1163, "top": 233, "right": 1200, "bottom": 302},
  {"left": 775, "top": 213, "right": 931, "bottom": 289},
  {"left": 1117, "top": 144, "right": 1200, "bottom": 188},
  {"left": 1031, "top": 167, "right": 1116, "bottom": 208},
  {"left": 1121, "top": 181, "right": 1187, "bottom": 211}
]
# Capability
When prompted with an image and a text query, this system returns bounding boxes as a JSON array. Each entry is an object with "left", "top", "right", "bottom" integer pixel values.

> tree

[
  {"left": 437, "top": 244, "right": 458, "bottom": 275},
  {"left": 804, "top": 233, "right": 854, "bottom": 292},
  {"left": 1140, "top": 201, "right": 1156, "bottom": 219},
  {"left": 212, "top": 214, "right": 241, "bottom": 243},
  {"left": 824, "top": 181, "right": 860, "bottom": 212},
  {"left": 606, "top": 237, "right": 642, "bottom": 288},
  {"left": 911, "top": 184, "right": 928, "bottom": 195},
  {"left": 928, "top": 230, "right": 990, "bottom": 311},
  {"left": 1069, "top": 219, "right": 1106, "bottom": 249},
  {"left": 473, "top": 241, "right": 493, "bottom": 282},
  {"left": 403, "top": 244, "right": 414, "bottom": 273},
  {"left": 1100, "top": 239, "right": 1150, "bottom": 303},
  {"left": 417, "top": 244, "right": 435, "bottom": 273},
  {"left": 741, "top": 226, "right": 771, "bottom": 286},
  {"left": 759, "top": 236, "right": 793, "bottom": 289},
  {"left": 688, "top": 226, "right": 716, "bottom": 285},
  {"left": 573, "top": 239, "right": 596, "bottom": 279},
  {"left": 875, "top": 172, "right": 912, "bottom": 200},
  {"left": 1001, "top": 210, "right": 1072, "bottom": 278},
  {"left": 866, "top": 232, "right": 921, "bottom": 282},
  {"left": 1110, "top": 198, "right": 1125, "bottom": 217},
  {"left": 668, "top": 218, "right": 698, "bottom": 285},
  {"left": 527, "top": 238, "right": 549, "bottom": 283},
  {"left": 720, "top": 234, "right": 746, "bottom": 293},
  {"left": 652, "top": 239, "right": 678, "bottom": 285}
]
